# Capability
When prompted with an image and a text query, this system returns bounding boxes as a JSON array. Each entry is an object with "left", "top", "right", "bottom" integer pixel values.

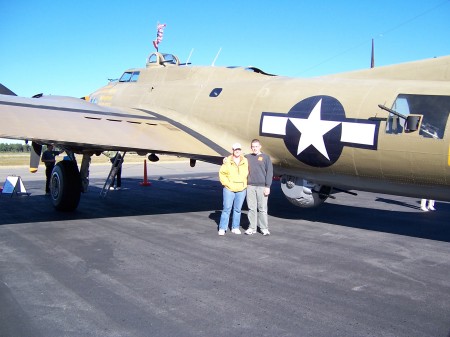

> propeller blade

[{"left": 29, "top": 142, "right": 42, "bottom": 173}]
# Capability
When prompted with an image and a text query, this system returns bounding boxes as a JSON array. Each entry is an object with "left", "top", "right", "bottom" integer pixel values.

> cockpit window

[
  {"left": 119, "top": 72, "right": 132, "bottom": 82},
  {"left": 119, "top": 71, "right": 140, "bottom": 83},
  {"left": 130, "top": 71, "right": 140, "bottom": 82},
  {"left": 386, "top": 94, "right": 450, "bottom": 139}
]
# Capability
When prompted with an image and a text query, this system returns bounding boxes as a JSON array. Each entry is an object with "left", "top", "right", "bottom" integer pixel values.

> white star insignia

[{"left": 288, "top": 99, "right": 340, "bottom": 160}]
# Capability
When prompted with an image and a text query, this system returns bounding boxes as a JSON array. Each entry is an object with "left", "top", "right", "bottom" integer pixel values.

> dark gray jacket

[{"left": 245, "top": 153, "right": 273, "bottom": 187}]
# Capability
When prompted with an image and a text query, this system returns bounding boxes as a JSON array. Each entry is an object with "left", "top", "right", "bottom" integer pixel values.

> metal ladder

[{"left": 100, "top": 151, "right": 126, "bottom": 198}]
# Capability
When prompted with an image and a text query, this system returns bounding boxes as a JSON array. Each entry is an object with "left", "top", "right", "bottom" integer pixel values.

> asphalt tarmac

[{"left": 0, "top": 161, "right": 449, "bottom": 337}]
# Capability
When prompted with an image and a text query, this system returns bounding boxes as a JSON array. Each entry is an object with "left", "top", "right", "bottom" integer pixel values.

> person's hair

[{"left": 251, "top": 139, "right": 260, "bottom": 145}]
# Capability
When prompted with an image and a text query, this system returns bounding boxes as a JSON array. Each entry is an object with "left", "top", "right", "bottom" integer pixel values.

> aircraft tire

[{"left": 50, "top": 160, "right": 81, "bottom": 211}]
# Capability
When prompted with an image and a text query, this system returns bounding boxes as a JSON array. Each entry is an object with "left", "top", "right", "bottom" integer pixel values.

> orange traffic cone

[{"left": 140, "top": 160, "right": 151, "bottom": 186}]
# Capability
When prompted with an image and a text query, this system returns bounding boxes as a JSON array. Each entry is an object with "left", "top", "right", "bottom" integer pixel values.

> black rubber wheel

[{"left": 50, "top": 160, "right": 81, "bottom": 211}]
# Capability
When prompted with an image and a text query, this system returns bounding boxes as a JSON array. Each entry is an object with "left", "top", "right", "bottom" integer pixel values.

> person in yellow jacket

[{"left": 218, "top": 143, "right": 249, "bottom": 236}]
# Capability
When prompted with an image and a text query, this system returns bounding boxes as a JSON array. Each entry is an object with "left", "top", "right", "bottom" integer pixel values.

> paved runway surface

[{"left": 0, "top": 161, "right": 449, "bottom": 337}]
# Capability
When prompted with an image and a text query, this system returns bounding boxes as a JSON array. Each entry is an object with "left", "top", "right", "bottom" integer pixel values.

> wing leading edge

[{"left": 0, "top": 94, "right": 227, "bottom": 159}]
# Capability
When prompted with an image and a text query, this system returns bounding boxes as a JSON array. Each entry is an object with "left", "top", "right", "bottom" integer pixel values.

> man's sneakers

[
  {"left": 261, "top": 229, "right": 271, "bottom": 236},
  {"left": 245, "top": 228, "right": 256, "bottom": 235},
  {"left": 220, "top": 228, "right": 271, "bottom": 236},
  {"left": 244, "top": 228, "right": 270, "bottom": 235}
]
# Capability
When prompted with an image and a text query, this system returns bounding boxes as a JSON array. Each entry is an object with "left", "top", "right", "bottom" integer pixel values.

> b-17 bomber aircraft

[{"left": 1, "top": 52, "right": 450, "bottom": 212}]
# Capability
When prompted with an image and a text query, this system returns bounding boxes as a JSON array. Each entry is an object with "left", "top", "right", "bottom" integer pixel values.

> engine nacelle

[{"left": 280, "top": 175, "right": 332, "bottom": 208}]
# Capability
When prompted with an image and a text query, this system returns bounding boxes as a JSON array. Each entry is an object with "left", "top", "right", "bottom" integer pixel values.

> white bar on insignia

[
  {"left": 261, "top": 116, "right": 288, "bottom": 135},
  {"left": 341, "top": 122, "right": 375, "bottom": 145}
]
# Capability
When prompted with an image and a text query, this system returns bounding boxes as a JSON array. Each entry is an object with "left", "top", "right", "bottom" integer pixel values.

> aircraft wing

[{"left": 0, "top": 93, "right": 227, "bottom": 162}]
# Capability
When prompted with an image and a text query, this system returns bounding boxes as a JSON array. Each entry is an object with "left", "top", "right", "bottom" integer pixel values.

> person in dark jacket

[
  {"left": 109, "top": 152, "right": 123, "bottom": 190},
  {"left": 244, "top": 139, "right": 273, "bottom": 236}
]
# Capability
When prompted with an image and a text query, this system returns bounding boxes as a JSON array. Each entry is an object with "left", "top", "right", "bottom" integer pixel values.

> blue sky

[{"left": 1, "top": 0, "right": 449, "bottom": 142}]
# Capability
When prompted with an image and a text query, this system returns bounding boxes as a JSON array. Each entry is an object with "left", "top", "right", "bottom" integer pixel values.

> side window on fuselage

[{"left": 385, "top": 94, "right": 450, "bottom": 139}]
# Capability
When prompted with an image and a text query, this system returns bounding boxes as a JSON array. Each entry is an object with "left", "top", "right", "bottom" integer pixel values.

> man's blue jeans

[{"left": 219, "top": 188, "right": 247, "bottom": 231}]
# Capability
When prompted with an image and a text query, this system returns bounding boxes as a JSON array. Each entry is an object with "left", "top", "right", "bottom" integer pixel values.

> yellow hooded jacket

[{"left": 219, "top": 155, "right": 249, "bottom": 192}]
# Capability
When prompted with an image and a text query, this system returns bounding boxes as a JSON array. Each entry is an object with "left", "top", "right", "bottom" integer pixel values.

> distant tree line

[{"left": 0, "top": 143, "right": 31, "bottom": 152}]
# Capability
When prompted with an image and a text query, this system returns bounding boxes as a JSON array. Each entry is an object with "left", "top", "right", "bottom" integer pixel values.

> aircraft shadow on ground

[
  {"left": 1, "top": 176, "right": 449, "bottom": 242},
  {"left": 268, "top": 188, "right": 450, "bottom": 243}
]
